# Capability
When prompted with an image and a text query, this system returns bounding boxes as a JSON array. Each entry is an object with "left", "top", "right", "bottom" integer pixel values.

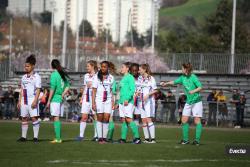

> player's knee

[
  {"left": 31, "top": 117, "right": 38, "bottom": 122},
  {"left": 181, "top": 117, "right": 188, "bottom": 124},
  {"left": 22, "top": 117, "right": 28, "bottom": 122},
  {"left": 81, "top": 115, "right": 88, "bottom": 122},
  {"left": 194, "top": 117, "right": 201, "bottom": 125}
]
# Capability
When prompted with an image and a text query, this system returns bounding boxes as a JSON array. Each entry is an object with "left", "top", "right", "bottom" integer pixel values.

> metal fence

[
  {"left": 63, "top": 52, "right": 250, "bottom": 74},
  {"left": 0, "top": 52, "right": 250, "bottom": 81}
]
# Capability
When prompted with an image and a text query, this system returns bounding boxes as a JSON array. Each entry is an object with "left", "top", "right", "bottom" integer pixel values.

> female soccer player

[
  {"left": 76, "top": 60, "right": 98, "bottom": 141},
  {"left": 130, "top": 63, "right": 141, "bottom": 126},
  {"left": 119, "top": 62, "right": 141, "bottom": 144},
  {"left": 17, "top": 55, "right": 41, "bottom": 142},
  {"left": 160, "top": 63, "right": 203, "bottom": 146},
  {"left": 92, "top": 61, "right": 116, "bottom": 144},
  {"left": 137, "top": 64, "right": 158, "bottom": 143},
  {"left": 107, "top": 61, "right": 117, "bottom": 142},
  {"left": 46, "top": 59, "right": 70, "bottom": 143}
]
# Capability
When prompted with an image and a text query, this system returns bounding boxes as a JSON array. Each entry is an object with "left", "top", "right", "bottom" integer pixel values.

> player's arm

[
  {"left": 17, "top": 87, "right": 23, "bottom": 110},
  {"left": 160, "top": 81, "right": 174, "bottom": 87},
  {"left": 111, "top": 79, "right": 117, "bottom": 109},
  {"left": 46, "top": 74, "right": 56, "bottom": 108},
  {"left": 92, "top": 88, "right": 97, "bottom": 111},
  {"left": 91, "top": 76, "right": 98, "bottom": 111},
  {"left": 31, "top": 75, "right": 42, "bottom": 109},
  {"left": 31, "top": 88, "right": 41, "bottom": 109},
  {"left": 62, "top": 87, "right": 70, "bottom": 99},
  {"left": 80, "top": 86, "right": 86, "bottom": 104},
  {"left": 144, "top": 78, "right": 158, "bottom": 101},
  {"left": 189, "top": 75, "right": 202, "bottom": 94}
]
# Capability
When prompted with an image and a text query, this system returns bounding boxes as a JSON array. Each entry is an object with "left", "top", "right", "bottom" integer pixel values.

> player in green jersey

[
  {"left": 161, "top": 63, "right": 203, "bottom": 146},
  {"left": 46, "top": 59, "right": 70, "bottom": 144}
]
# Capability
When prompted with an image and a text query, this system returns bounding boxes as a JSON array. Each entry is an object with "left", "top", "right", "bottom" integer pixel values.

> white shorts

[
  {"left": 134, "top": 106, "right": 141, "bottom": 115},
  {"left": 50, "top": 102, "right": 64, "bottom": 117},
  {"left": 183, "top": 101, "right": 203, "bottom": 117},
  {"left": 81, "top": 102, "right": 91, "bottom": 114},
  {"left": 21, "top": 105, "right": 39, "bottom": 118},
  {"left": 96, "top": 100, "right": 112, "bottom": 114},
  {"left": 119, "top": 103, "right": 134, "bottom": 118},
  {"left": 140, "top": 99, "right": 155, "bottom": 119}
]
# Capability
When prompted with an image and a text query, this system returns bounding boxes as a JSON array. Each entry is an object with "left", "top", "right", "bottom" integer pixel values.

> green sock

[
  {"left": 129, "top": 121, "right": 140, "bottom": 139},
  {"left": 108, "top": 121, "right": 115, "bottom": 140},
  {"left": 195, "top": 123, "right": 202, "bottom": 142},
  {"left": 121, "top": 122, "right": 128, "bottom": 140},
  {"left": 54, "top": 121, "right": 61, "bottom": 141},
  {"left": 182, "top": 123, "right": 189, "bottom": 141}
]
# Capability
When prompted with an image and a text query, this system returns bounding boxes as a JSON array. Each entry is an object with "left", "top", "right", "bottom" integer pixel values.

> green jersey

[
  {"left": 50, "top": 71, "right": 70, "bottom": 103},
  {"left": 174, "top": 74, "right": 202, "bottom": 105},
  {"left": 119, "top": 73, "right": 135, "bottom": 104}
]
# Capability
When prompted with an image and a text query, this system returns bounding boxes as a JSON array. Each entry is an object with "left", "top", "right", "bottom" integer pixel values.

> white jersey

[
  {"left": 21, "top": 73, "right": 41, "bottom": 105},
  {"left": 82, "top": 73, "right": 95, "bottom": 103},
  {"left": 137, "top": 75, "right": 157, "bottom": 102},
  {"left": 92, "top": 74, "right": 115, "bottom": 102}
]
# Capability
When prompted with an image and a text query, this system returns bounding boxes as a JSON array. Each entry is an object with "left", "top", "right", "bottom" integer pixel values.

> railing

[{"left": 2, "top": 52, "right": 250, "bottom": 73}]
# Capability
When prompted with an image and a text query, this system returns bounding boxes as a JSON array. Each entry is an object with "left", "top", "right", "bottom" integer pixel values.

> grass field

[
  {"left": 160, "top": 0, "right": 221, "bottom": 21},
  {"left": 1, "top": 121, "right": 250, "bottom": 167}
]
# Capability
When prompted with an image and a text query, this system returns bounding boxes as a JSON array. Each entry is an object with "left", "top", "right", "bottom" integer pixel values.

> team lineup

[{"left": 16, "top": 55, "right": 203, "bottom": 145}]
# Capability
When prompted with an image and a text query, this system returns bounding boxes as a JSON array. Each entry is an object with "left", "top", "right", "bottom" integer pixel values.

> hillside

[{"left": 159, "top": 0, "right": 221, "bottom": 23}]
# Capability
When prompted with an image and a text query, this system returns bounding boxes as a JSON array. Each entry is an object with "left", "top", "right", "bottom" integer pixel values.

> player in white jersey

[
  {"left": 17, "top": 55, "right": 41, "bottom": 142},
  {"left": 76, "top": 60, "right": 98, "bottom": 141},
  {"left": 137, "top": 64, "right": 158, "bottom": 143},
  {"left": 92, "top": 61, "right": 116, "bottom": 144},
  {"left": 130, "top": 63, "right": 141, "bottom": 126}
]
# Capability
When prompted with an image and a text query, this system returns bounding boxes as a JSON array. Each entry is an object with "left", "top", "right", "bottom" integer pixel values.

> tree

[
  {"left": 98, "top": 28, "right": 112, "bottom": 43},
  {"left": 79, "top": 20, "right": 95, "bottom": 37},
  {"left": 205, "top": 0, "right": 250, "bottom": 53},
  {"left": 126, "top": 27, "right": 145, "bottom": 48},
  {"left": 39, "top": 11, "right": 52, "bottom": 25}
]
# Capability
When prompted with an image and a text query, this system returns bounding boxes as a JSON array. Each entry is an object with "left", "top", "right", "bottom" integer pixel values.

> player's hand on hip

[
  {"left": 143, "top": 94, "right": 149, "bottom": 101},
  {"left": 17, "top": 101, "right": 21, "bottom": 110},
  {"left": 92, "top": 103, "right": 96, "bottom": 111},
  {"left": 46, "top": 101, "right": 50, "bottom": 109},
  {"left": 31, "top": 100, "right": 37, "bottom": 109},
  {"left": 124, "top": 101, "right": 128, "bottom": 106}
]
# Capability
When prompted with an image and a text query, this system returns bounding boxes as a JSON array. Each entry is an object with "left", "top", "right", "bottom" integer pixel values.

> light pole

[
  {"left": 49, "top": 0, "right": 56, "bottom": 62},
  {"left": 230, "top": 0, "right": 236, "bottom": 74},
  {"left": 75, "top": 0, "right": 79, "bottom": 72},
  {"left": 151, "top": 0, "right": 158, "bottom": 54},
  {"left": 62, "top": 0, "right": 68, "bottom": 67},
  {"left": 9, "top": 18, "right": 13, "bottom": 77},
  {"left": 105, "top": 23, "right": 110, "bottom": 60}
]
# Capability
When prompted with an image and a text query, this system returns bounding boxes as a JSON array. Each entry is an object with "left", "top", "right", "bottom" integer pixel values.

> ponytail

[{"left": 51, "top": 59, "right": 69, "bottom": 82}]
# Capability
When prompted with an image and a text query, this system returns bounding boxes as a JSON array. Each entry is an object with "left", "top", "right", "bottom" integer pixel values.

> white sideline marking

[{"left": 47, "top": 159, "right": 250, "bottom": 165}]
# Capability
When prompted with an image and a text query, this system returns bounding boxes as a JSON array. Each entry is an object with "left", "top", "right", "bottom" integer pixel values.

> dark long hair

[
  {"left": 51, "top": 59, "right": 69, "bottom": 82},
  {"left": 97, "top": 61, "right": 109, "bottom": 81}
]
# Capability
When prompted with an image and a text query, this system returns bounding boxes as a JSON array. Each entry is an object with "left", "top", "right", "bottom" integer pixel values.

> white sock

[
  {"left": 102, "top": 122, "right": 109, "bottom": 139},
  {"left": 148, "top": 122, "right": 155, "bottom": 139},
  {"left": 79, "top": 121, "right": 87, "bottom": 138},
  {"left": 32, "top": 120, "right": 40, "bottom": 138},
  {"left": 22, "top": 122, "right": 28, "bottom": 138},
  {"left": 94, "top": 126, "right": 97, "bottom": 138},
  {"left": 142, "top": 123, "right": 149, "bottom": 139},
  {"left": 96, "top": 121, "right": 103, "bottom": 139},
  {"left": 134, "top": 119, "right": 140, "bottom": 126}
]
